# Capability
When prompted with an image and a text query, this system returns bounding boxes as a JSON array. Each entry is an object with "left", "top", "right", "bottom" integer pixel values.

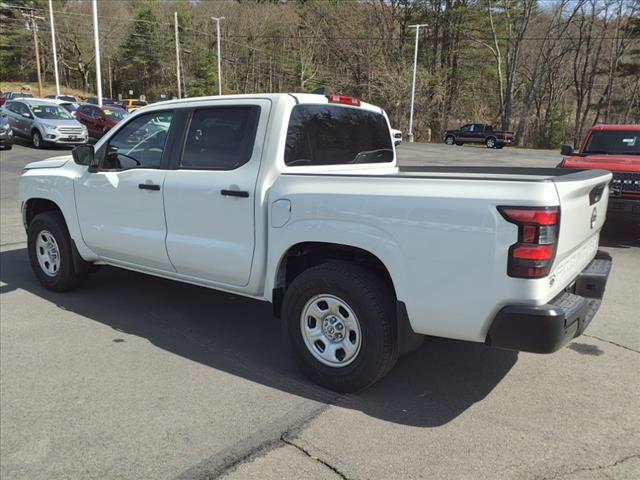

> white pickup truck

[{"left": 19, "top": 93, "right": 613, "bottom": 392}]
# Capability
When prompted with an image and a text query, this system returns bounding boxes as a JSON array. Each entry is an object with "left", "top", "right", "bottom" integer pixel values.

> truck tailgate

[{"left": 551, "top": 169, "right": 612, "bottom": 282}]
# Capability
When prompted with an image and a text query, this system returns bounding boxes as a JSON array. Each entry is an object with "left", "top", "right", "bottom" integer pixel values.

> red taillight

[
  {"left": 499, "top": 208, "right": 557, "bottom": 225},
  {"left": 498, "top": 206, "right": 560, "bottom": 279},
  {"left": 512, "top": 245, "right": 555, "bottom": 260},
  {"left": 327, "top": 95, "right": 361, "bottom": 106}
]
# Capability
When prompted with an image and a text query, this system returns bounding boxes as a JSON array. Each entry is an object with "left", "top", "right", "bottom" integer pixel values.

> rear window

[
  {"left": 133, "top": 101, "right": 147, "bottom": 106},
  {"left": 285, "top": 105, "right": 393, "bottom": 166},
  {"left": 584, "top": 130, "right": 639, "bottom": 155},
  {"left": 181, "top": 106, "right": 260, "bottom": 170}
]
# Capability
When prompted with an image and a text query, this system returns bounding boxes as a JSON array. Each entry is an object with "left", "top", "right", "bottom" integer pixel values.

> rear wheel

[
  {"left": 282, "top": 262, "right": 398, "bottom": 392},
  {"left": 445, "top": 135, "right": 455, "bottom": 146},
  {"left": 28, "top": 211, "right": 89, "bottom": 291},
  {"left": 485, "top": 137, "right": 497, "bottom": 149}
]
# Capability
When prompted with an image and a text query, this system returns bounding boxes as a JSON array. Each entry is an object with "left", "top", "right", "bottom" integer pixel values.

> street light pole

[
  {"left": 174, "top": 12, "right": 182, "bottom": 98},
  {"left": 91, "top": 0, "right": 102, "bottom": 106},
  {"left": 48, "top": 0, "right": 60, "bottom": 96},
  {"left": 408, "top": 24, "right": 428, "bottom": 143},
  {"left": 211, "top": 16, "right": 224, "bottom": 96}
]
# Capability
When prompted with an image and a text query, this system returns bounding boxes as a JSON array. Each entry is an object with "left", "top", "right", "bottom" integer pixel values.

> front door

[
  {"left": 75, "top": 110, "right": 176, "bottom": 271},
  {"left": 163, "top": 100, "right": 270, "bottom": 287}
]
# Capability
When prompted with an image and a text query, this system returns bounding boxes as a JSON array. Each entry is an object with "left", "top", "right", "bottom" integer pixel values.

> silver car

[
  {"left": 0, "top": 113, "right": 14, "bottom": 150},
  {"left": 3, "top": 98, "right": 88, "bottom": 148}
]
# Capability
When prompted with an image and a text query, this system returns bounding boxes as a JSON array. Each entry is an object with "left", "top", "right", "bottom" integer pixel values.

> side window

[
  {"left": 460, "top": 124, "right": 470, "bottom": 132},
  {"left": 181, "top": 106, "right": 260, "bottom": 170},
  {"left": 102, "top": 111, "right": 174, "bottom": 171}
]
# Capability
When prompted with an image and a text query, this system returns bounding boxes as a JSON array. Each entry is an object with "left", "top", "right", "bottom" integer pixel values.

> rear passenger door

[{"left": 163, "top": 99, "right": 270, "bottom": 287}]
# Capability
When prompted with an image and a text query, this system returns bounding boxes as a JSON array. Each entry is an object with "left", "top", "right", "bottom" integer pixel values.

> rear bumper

[{"left": 485, "top": 251, "right": 612, "bottom": 353}]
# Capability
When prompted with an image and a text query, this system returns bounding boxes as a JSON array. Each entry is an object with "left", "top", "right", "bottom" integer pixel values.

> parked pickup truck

[
  {"left": 19, "top": 93, "right": 613, "bottom": 392},
  {"left": 558, "top": 125, "right": 640, "bottom": 223},
  {"left": 444, "top": 123, "right": 514, "bottom": 149}
]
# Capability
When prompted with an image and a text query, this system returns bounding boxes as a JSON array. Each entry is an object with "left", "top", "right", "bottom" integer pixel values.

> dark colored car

[
  {"left": 45, "top": 94, "right": 79, "bottom": 103},
  {"left": 0, "top": 112, "right": 14, "bottom": 149},
  {"left": 84, "top": 97, "right": 117, "bottom": 106},
  {"left": 443, "top": 123, "right": 514, "bottom": 149},
  {"left": 558, "top": 125, "right": 640, "bottom": 223},
  {"left": 75, "top": 104, "right": 128, "bottom": 139},
  {"left": 1, "top": 92, "right": 34, "bottom": 106}
]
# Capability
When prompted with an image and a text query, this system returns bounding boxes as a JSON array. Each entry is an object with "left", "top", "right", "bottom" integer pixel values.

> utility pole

[
  {"left": 211, "top": 16, "right": 224, "bottom": 96},
  {"left": 174, "top": 12, "right": 181, "bottom": 98},
  {"left": 48, "top": 0, "right": 60, "bottom": 96},
  {"left": 91, "top": 0, "right": 103, "bottom": 106},
  {"left": 23, "top": 9, "right": 45, "bottom": 98},
  {"left": 107, "top": 56, "right": 113, "bottom": 99},
  {"left": 408, "top": 24, "right": 428, "bottom": 143}
]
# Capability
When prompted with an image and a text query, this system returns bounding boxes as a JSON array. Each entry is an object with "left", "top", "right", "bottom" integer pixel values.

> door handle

[
  {"left": 221, "top": 189, "right": 249, "bottom": 198},
  {"left": 138, "top": 183, "right": 160, "bottom": 191}
]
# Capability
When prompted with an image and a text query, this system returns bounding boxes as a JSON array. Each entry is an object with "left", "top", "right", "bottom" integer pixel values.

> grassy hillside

[{"left": 0, "top": 81, "right": 90, "bottom": 101}]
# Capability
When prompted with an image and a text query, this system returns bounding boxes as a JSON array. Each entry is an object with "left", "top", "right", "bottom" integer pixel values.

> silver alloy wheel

[
  {"left": 35, "top": 230, "right": 61, "bottom": 277},
  {"left": 445, "top": 136, "right": 454, "bottom": 145},
  {"left": 33, "top": 131, "right": 41, "bottom": 148},
  {"left": 300, "top": 294, "right": 362, "bottom": 367},
  {"left": 486, "top": 137, "right": 495, "bottom": 148}
]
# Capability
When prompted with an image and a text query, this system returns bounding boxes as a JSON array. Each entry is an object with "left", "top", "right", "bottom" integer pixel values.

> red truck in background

[{"left": 558, "top": 125, "right": 640, "bottom": 223}]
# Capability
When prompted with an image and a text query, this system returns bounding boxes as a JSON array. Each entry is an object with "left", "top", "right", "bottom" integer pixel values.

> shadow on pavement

[{"left": 1, "top": 247, "right": 516, "bottom": 428}]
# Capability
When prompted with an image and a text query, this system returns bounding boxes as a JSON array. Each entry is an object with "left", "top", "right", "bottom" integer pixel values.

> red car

[
  {"left": 559, "top": 125, "right": 640, "bottom": 223},
  {"left": 75, "top": 104, "right": 128, "bottom": 139}
]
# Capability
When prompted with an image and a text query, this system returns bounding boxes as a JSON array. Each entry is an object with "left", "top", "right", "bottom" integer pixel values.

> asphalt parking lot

[{"left": 1, "top": 140, "right": 639, "bottom": 480}]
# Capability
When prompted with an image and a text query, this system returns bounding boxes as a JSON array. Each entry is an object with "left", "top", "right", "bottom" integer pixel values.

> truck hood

[
  {"left": 24, "top": 155, "right": 72, "bottom": 170},
  {"left": 562, "top": 154, "right": 640, "bottom": 172}
]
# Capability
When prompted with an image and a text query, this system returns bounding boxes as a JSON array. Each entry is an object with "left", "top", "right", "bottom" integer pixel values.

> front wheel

[
  {"left": 32, "top": 130, "right": 45, "bottom": 149},
  {"left": 28, "top": 211, "right": 89, "bottom": 291},
  {"left": 282, "top": 262, "right": 398, "bottom": 392}
]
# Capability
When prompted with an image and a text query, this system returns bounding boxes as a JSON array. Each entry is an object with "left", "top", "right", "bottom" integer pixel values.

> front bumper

[
  {"left": 485, "top": 251, "right": 612, "bottom": 353},
  {"left": 607, "top": 197, "right": 640, "bottom": 222},
  {"left": 42, "top": 130, "right": 88, "bottom": 145}
]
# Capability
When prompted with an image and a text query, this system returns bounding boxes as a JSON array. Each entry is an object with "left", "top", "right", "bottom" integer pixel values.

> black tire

[
  {"left": 282, "top": 262, "right": 398, "bottom": 392},
  {"left": 3, "top": 143, "right": 12, "bottom": 150},
  {"left": 28, "top": 211, "right": 89, "bottom": 291},
  {"left": 32, "top": 130, "right": 45, "bottom": 149},
  {"left": 445, "top": 135, "right": 455, "bottom": 146},
  {"left": 485, "top": 136, "right": 497, "bottom": 149}
]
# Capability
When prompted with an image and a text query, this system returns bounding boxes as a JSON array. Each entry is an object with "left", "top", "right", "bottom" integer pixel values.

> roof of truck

[{"left": 147, "top": 93, "right": 383, "bottom": 114}]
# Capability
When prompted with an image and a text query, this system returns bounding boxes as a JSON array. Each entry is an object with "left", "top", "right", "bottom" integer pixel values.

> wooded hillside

[{"left": 1, "top": 0, "right": 638, "bottom": 147}]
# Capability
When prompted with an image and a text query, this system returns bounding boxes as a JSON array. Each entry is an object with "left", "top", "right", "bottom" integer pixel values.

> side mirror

[
  {"left": 560, "top": 144, "right": 575, "bottom": 156},
  {"left": 72, "top": 144, "right": 95, "bottom": 167}
]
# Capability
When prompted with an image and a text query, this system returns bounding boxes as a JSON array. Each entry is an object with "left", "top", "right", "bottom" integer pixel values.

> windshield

[
  {"left": 133, "top": 101, "right": 147, "bottom": 106},
  {"left": 59, "top": 95, "right": 76, "bottom": 102},
  {"left": 103, "top": 108, "right": 127, "bottom": 120},
  {"left": 61, "top": 103, "right": 78, "bottom": 113},
  {"left": 30, "top": 104, "right": 74, "bottom": 120},
  {"left": 584, "top": 130, "right": 640, "bottom": 155}
]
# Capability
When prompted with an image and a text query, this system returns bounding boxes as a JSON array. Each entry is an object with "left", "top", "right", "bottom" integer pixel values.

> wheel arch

[
  {"left": 24, "top": 198, "right": 63, "bottom": 227},
  {"left": 272, "top": 241, "right": 398, "bottom": 317}
]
